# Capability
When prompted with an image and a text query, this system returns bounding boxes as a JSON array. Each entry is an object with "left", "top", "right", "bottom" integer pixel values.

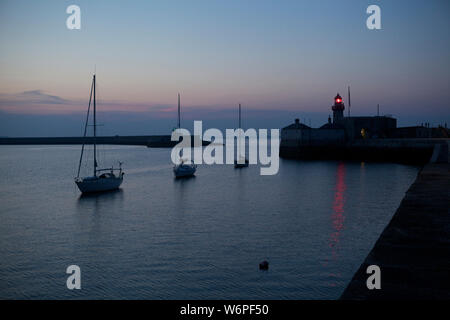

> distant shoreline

[{"left": 0, "top": 135, "right": 210, "bottom": 148}]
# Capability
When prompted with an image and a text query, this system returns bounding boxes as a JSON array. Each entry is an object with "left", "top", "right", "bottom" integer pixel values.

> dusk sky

[{"left": 0, "top": 0, "right": 449, "bottom": 136}]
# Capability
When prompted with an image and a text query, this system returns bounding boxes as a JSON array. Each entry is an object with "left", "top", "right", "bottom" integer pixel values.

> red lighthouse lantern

[
  {"left": 333, "top": 94, "right": 344, "bottom": 109},
  {"left": 332, "top": 93, "right": 345, "bottom": 123}
]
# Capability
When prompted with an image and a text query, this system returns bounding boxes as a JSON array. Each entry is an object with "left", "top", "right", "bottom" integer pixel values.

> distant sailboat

[
  {"left": 173, "top": 158, "right": 197, "bottom": 178},
  {"left": 234, "top": 103, "right": 249, "bottom": 168},
  {"left": 75, "top": 74, "right": 124, "bottom": 193},
  {"left": 173, "top": 93, "right": 197, "bottom": 178}
]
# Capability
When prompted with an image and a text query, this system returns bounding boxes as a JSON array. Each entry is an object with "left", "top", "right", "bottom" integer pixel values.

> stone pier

[{"left": 341, "top": 142, "right": 450, "bottom": 299}]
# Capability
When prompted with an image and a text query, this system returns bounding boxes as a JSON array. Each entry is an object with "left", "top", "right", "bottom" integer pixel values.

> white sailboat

[
  {"left": 234, "top": 103, "right": 249, "bottom": 168},
  {"left": 173, "top": 93, "right": 197, "bottom": 178},
  {"left": 75, "top": 74, "right": 124, "bottom": 193}
]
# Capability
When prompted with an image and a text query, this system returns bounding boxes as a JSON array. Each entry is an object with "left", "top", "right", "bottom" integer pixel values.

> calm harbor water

[{"left": 0, "top": 145, "right": 418, "bottom": 299}]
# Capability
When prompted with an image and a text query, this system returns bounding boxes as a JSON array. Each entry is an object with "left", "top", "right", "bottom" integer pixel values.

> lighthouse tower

[{"left": 332, "top": 93, "right": 345, "bottom": 124}]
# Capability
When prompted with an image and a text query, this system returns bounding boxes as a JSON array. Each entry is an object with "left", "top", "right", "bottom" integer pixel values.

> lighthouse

[{"left": 332, "top": 93, "right": 345, "bottom": 124}]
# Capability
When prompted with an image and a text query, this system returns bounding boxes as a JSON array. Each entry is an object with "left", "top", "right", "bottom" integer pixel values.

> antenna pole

[
  {"left": 348, "top": 86, "right": 351, "bottom": 117},
  {"left": 178, "top": 93, "right": 180, "bottom": 129},
  {"left": 377, "top": 104, "right": 380, "bottom": 117}
]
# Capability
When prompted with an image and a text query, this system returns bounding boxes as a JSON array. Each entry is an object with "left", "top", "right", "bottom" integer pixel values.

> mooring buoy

[{"left": 259, "top": 260, "right": 269, "bottom": 270}]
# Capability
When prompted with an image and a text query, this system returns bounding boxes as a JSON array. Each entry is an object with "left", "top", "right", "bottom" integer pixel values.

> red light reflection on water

[
  {"left": 322, "top": 162, "right": 347, "bottom": 285},
  {"left": 330, "top": 162, "right": 346, "bottom": 258}
]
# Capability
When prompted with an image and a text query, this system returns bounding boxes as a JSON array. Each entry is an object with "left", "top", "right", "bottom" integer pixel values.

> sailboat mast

[
  {"left": 178, "top": 93, "right": 181, "bottom": 129},
  {"left": 93, "top": 74, "right": 97, "bottom": 176},
  {"left": 238, "top": 103, "right": 242, "bottom": 158},
  {"left": 76, "top": 79, "right": 94, "bottom": 178},
  {"left": 239, "top": 103, "right": 241, "bottom": 129}
]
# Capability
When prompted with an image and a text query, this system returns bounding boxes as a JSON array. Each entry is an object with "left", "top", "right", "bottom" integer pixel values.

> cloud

[
  {"left": 19, "top": 90, "right": 71, "bottom": 104},
  {"left": 0, "top": 90, "right": 181, "bottom": 114},
  {"left": 0, "top": 90, "right": 73, "bottom": 110}
]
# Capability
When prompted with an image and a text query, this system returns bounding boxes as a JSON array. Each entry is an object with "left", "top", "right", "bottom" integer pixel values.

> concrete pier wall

[{"left": 340, "top": 141, "right": 450, "bottom": 299}]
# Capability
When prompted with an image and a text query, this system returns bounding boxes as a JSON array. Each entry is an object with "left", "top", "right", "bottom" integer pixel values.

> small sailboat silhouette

[
  {"left": 235, "top": 103, "right": 249, "bottom": 168},
  {"left": 173, "top": 93, "right": 197, "bottom": 178}
]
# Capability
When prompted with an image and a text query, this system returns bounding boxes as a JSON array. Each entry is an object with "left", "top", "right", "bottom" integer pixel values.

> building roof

[
  {"left": 282, "top": 122, "right": 311, "bottom": 130},
  {"left": 345, "top": 116, "right": 395, "bottom": 120},
  {"left": 395, "top": 126, "right": 427, "bottom": 129},
  {"left": 319, "top": 122, "right": 345, "bottom": 130}
]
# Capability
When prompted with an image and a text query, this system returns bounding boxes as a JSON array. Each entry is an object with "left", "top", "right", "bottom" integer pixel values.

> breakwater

[
  {"left": 0, "top": 135, "right": 209, "bottom": 148},
  {"left": 340, "top": 141, "right": 450, "bottom": 299},
  {"left": 279, "top": 139, "right": 448, "bottom": 164}
]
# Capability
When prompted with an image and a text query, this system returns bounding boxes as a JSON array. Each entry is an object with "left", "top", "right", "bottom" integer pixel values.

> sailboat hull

[
  {"left": 173, "top": 164, "right": 196, "bottom": 178},
  {"left": 75, "top": 175, "right": 123, "bottom": 193},
  {"left": 234, "top": 157, "right": 249, "bottom": 168},
  {"left": 234, "top": 161, "right": 249, "bottom": 168}
]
